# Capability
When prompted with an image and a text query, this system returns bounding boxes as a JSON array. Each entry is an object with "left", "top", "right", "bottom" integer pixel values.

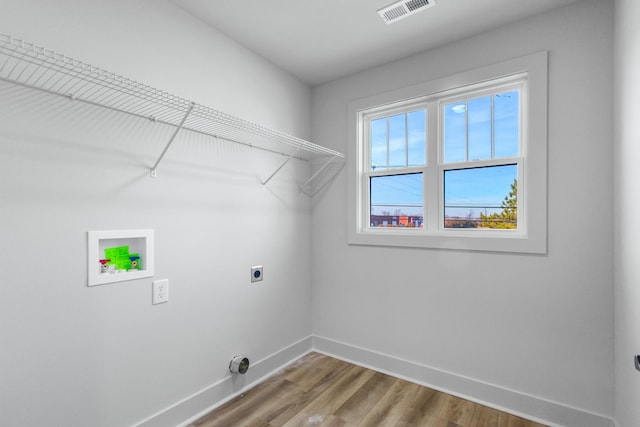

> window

[
  {"left": 348, "top": 52, "right": 548, "bottom": 253},
  {"left": 368, "top": 107, "right": 427, "bottom": 229},
  {"left": 440, "top": 84, "right": 522, "bottom": 230}
]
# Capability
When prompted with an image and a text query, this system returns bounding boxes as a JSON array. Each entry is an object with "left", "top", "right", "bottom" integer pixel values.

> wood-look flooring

[{"left": 190, "top": 352, "right": 548, "bottom": 427}]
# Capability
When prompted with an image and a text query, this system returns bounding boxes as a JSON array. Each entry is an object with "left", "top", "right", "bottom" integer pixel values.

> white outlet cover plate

[{"left": 152, "top": 279, "right": 169, "bottom": 304}]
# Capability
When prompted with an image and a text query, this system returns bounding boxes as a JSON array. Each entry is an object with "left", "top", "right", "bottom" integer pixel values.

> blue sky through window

[
  {"left": 444, "top": 165, "right": 517, "bottom": 219},
  {"left": 370, "top": 173, "right": 423, "bottom": 217},
  {"left": 444, "top": 90, "right": 519, "bottom": 162}
]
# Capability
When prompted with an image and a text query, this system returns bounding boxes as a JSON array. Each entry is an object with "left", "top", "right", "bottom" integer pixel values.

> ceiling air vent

[{"left": 378, "top": 0, "right": 436, "bottom": 25}]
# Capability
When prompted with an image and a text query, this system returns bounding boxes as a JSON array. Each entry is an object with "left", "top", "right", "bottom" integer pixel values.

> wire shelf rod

[
  {"left": 0, "top": 75, "right": 175, "bottom": 127},
  {"left": 1, "top": 34, "right": 342, "bottom": 154},
  {"left": 1, "top": 53, "right": 190, "bottom": 119},
  {"left": 0, "top": 33, "right": 345, "bottom": 194}
]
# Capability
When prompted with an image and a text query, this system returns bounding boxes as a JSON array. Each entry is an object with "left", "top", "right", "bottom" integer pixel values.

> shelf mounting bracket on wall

[
  {"left": 261, "top": 146, "right": 302, "bottom": 188},
  {"left": 299, "top": 155, "right": 342, "bottom": 197},
  {"left": 150, "top": 101, "right": 195, "bottom": 177}
]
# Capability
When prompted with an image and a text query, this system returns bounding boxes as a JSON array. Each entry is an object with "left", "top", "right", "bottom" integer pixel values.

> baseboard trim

[
  {"left": 312, "top": 335, "right": 614, "bottom": 427},
  {"left": 133, "top": 334, "right": 615, "bottom": 427},
  {"left": 133, "top": 335, "right": 313, "bottom": 427}
]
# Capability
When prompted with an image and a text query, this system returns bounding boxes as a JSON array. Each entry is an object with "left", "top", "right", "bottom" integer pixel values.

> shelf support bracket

[
  {"left": 261, "top": 146, "right": 302, "bottom": 187},
  {"left": 150, "top": 102, "right": 195, "bottom": 177},
  {"left": 299, "top": 155, "right": 341, "bottom": 197}
]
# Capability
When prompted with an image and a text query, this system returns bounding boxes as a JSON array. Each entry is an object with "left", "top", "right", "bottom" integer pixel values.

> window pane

[
  {"left": 444, "top": 102, "right": 466, "bottom": 163},
  {"left": 408, "top": 110, "right": 426, "bottom": 167},
  {"left": 388, "top": 114, "right": 407, "bottom": 169},
  {"left": 371, "top": 111, "right": 427, "bottom": 170},
  {"left": 443, "top": 165, "right": 517, "bottom": 229},
  {"left": 370, "top": 173, "right": 423, "bottom": 228},
  {"left": 468, "top": 96, "right": 492, "bottom": 161},
  {"left": 494, "top": 91, "right": 519, "bottom": 158},
  {"left": 370, "top": 118, "right": 387, "bottom": 170}
]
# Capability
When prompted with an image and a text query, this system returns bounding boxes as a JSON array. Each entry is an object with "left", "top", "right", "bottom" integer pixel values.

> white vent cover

[{"left": 378, "top": 0, "right": 436, "bottom": 24}]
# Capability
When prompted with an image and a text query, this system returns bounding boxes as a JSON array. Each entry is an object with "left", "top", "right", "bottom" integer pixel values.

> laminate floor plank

[
  {"left": 190, "top": 352, "right": 550, "bottom": 427},
  {"left": 430, "top": 422, "right": 463, "bottom": 427},
  {"left": 333, "top": 371, "right": 397, "bottom": 424},
  {"left": 251, "top": 380, "right": 311, "bottom": 426},
  {"left": 240, "top": 419, "right": 270, "bottom": 427},
  {"left": 395, "top": 387, "right": 449, "bottom": 427},
  {"left": 470, "top": 404, "right": 500, "bottom": 427},
  {"left": 192, "top": 378, "right": 300, "bottom": 427},
  {"left": 497, "top": 411, "right": 549, "bottom": 427},
  {"left": 284, "top": 352, "right": 351, "bottom": 392},
  {"left": 434, "top": 393, "right": 476, "bottom": 426},
  {"left": 280, "top": 364, "right": 375, "bottom": 427},
  {"left": 358, "top": 378, "right": 422, "bottom": 427},
  {"left": 318, "top": 414, "right": 353, "bottom": 426},
  {"left": 265, "top": 353, "right": 355, "bottom": 426}
]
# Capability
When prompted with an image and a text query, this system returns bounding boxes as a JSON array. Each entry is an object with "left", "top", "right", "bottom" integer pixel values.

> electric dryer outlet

[{"left": 251, "top": 266, "right": 263, "bottom": 283}]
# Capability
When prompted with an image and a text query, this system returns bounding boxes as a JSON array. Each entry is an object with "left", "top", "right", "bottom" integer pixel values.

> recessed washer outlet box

[
  {"left": 251, "top": 266, "right": 263, "bottom": 283},
  {"left": 377, "top": 0, "right": 436, "bottom": 25}
]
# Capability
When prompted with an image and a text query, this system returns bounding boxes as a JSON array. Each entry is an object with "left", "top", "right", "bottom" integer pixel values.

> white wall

[
  {"left": 311, "top": 0, "right": 615, "bottom": 424},
  {"left": 0, "top": 1, "right": 314, "bottom": 426},
  {"left": 614, "top": 0, "right": 640, "bottom": 426},
  {"left": 0, "top": 0, "right": 310, "bottom": 135}
]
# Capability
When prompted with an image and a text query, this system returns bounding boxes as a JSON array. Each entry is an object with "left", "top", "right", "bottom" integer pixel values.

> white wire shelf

[{"left": 0, "top": 33, "right": 344, "bottom": 196}]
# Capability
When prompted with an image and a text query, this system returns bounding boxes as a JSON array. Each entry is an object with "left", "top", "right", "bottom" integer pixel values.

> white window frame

[{"left": 347, "top": 51, "right": 548, "bottom": 254}]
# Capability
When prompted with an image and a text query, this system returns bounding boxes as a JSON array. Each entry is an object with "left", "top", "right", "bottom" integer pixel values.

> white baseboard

[
  {"left": 312, "top": 335, "right": 614, "bottom": 427},
  {"left": 133, "top": 334, "right": 615, "bottom": 427},
  {"left": 133, "top": 336, "right": 313, "bottom": 427}
]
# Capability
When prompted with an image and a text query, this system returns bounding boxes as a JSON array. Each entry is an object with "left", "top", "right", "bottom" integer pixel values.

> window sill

[{"left": 347, "top": 230, "right": 546, "bottom": 254}]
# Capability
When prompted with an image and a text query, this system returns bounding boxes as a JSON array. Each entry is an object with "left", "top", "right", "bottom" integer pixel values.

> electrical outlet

[
  {"left": 251, "top": 266, "right": 263, "bottom": 283},
  {"left": 152, "top": 279, "right": 169, "bottom": 304}
]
